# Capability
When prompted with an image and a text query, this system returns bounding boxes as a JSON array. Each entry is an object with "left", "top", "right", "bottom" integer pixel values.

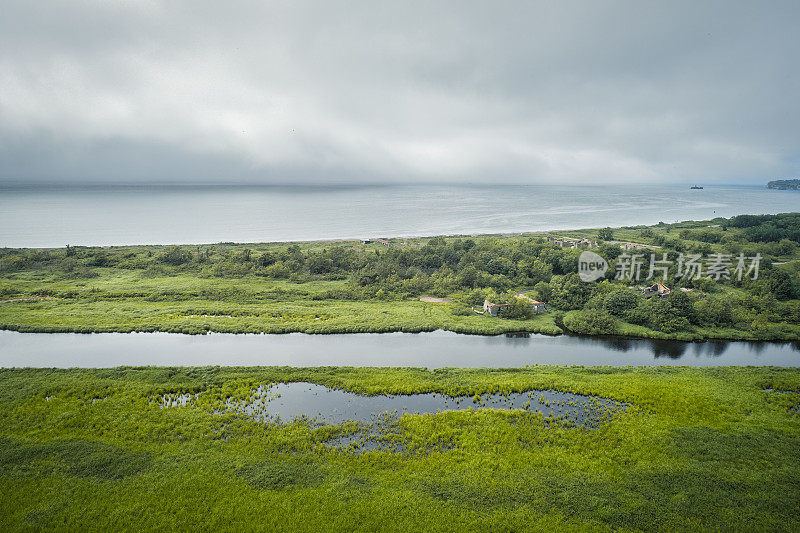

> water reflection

[
  {"left": 221, "top": 382, "right": 623, "bottom": 427},
  {"left": 748, "top": 342, "right": 767, "bottom": 355},
  {"left": 694, "top": 341, "right": 728, "bottom": 357},
  {"left": 156, "top": 382, "right": 631, "bottom": 453},
  {"left": 594, "top": 337, "right": 634, "bottom": 353},
  {"left": 160, "top": 382, "right": 626, "bottom": 451},
  {"left": 650, "top": 340, "right": 689, "bottom": 359},
  {"left": 543, "top": 334, "right": 797, "bottom": 363},
  {"left": 0, "top": 330, "right": 798, "bottom": 367}
]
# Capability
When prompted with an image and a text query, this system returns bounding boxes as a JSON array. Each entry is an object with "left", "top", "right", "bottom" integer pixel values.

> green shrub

[
  {"left": 450, "top": 304, "right": 474, "bottom": 316},
  {"left": 603, "top": 289, "right": 639, "bottom": 317},
  {"left": 235, "top": 460, "right": 322, "bottom": 490},
  {"left": 563, "top": 310, "right": 615, "bottom": 335},
  {"left": 159, "top": 246, "right": 192, "bottom": 266},
  {"left": 0, "top": 286, "right": 21, "bottom": 298}
]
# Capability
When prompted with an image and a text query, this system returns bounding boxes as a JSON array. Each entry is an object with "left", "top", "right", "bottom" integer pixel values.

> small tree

[
  {"left": 499, "top": 298, "right": 534, "bottom": 320},
  {"left": 563, "top": 309, "right": 615, "bottom": 335},
  {"left": 159, "top": 246, "right": 191, "bottom": 266},
  {"left": 597, "top": 227, "right": 614, "bottom": 241},
  {"left": 603, "top": 289, "right": 638, "bottom": 317}
]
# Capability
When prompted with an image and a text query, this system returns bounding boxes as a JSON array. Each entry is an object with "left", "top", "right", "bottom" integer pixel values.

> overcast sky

[{"left": 1, "top": 1, "right": 798, "bottom": 185}]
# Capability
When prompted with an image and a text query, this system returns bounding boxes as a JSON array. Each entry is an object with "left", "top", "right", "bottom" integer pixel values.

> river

[{"left": 1, "top": 330, "right": 797, "bottom": 367}]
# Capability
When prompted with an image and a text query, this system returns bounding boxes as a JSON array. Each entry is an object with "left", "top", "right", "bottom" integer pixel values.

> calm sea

[{"left": 1, "top": 183, "right": 798, "bottom": 248}]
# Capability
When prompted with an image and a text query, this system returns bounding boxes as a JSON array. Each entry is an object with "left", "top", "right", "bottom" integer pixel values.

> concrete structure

[
  {"left": 679, "top": 287, "right": 707, "bottom": 299},
  {"left": 482, "top": 296, "right": 548, "bottom": 316},
  {"left": 642, "top": 283, "right": 671, "bottom": 298},
  {"left": 419, "top": 296, "right": 453, "bottom": 303},
  {"left": 515, "top": 293, "right": 547, "bottom": 313},
  {"left": 483, "top": 300, "right": 508, "bottom": 316},
  {"left": 547, "top": 236, "right": 597, "bottom": 249}
]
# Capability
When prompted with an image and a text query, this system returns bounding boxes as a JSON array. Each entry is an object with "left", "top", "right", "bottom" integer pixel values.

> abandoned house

[
  {"left": 515, "top": 293, "right": 547, "bottom": 313},
  {"left": 482, "top": 295, "right": 547, "bottom": 316},
  {"left": 679, "top": 287, "right": 707, "bottom": 299},
  {"left": 642, "top": 283, "right": 672, "bottom": 298},
  {"left": 482, "top": 300, "right": 509, "bottom": 316}
]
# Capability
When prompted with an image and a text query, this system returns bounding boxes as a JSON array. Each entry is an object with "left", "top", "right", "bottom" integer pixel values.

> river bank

[{"left": 1, "top": 294, "right": 799, "bottom": 342}]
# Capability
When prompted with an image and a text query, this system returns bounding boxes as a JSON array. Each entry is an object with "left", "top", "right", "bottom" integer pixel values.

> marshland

[{"left": 2, "top": 366, "right": 799, "bottom": 530}]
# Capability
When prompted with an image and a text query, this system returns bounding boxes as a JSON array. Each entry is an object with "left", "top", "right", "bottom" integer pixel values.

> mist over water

[{"left": 1, "top": 184, "right": 797, "bottom": 248}]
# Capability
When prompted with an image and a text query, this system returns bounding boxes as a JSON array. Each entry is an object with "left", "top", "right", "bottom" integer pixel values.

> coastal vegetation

[
  {"left": 1, "top": 213, "right": 800, "bottom": 340},
  {"left": 1, "top": 366, "right": 799, "bottom": 531}
]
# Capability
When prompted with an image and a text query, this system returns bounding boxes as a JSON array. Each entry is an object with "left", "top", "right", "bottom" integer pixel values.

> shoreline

[{"left": 3, "top": 211, "right": 793, "bottom": 252}]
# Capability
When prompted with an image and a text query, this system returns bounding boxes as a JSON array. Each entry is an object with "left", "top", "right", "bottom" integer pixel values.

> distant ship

[{"left": 690, "top": 185, "right": 704, "bottom": 189}]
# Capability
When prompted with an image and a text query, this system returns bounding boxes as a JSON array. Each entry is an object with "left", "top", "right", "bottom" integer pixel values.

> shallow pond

[
  {"left": 1, "top": 330, "right": 798, "bottom": 367},
  {"left": 161, "top": 381, "right": 625, "bottom": 451},
  {"left": 220, "top": 382, "right": 622, "bottom": 427}
]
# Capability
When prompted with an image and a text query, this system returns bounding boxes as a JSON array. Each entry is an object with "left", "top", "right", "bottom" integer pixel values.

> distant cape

[{"left": 767, "top": 179, "right": 800, "bottom": 190}]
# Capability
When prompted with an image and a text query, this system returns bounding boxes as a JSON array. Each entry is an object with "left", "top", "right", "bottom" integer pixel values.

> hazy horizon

[
  {"left": 1, "top": 1, "right": 799, "bottom": 186},
  {"left": 0, "top": 180, "right": 783, "bottom": 189},
  {"left": 2, "top": 183, "right": 797, "bottom": 248}
]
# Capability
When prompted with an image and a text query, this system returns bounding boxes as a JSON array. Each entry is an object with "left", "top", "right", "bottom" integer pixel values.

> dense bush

[
  {"left": 159, "top": 246, "right": 192, "bottom": 266},
  {"left": 0, "top": 286, "right": 21, "bottom": 298},
  {"left": 563, "top": 309, "right": 615, "bottom": 335},
  {"left": 497, "top": 298, "right": 535, "bottom": 320},
  {"left": 597, "top": 227, "right": 614, "bottom": 240},
  {"left": 693, "top": 297, "right": 735, "bottom": 327},
  {"left": 603, "top": 289, "right": 639, "bottom": 317}
]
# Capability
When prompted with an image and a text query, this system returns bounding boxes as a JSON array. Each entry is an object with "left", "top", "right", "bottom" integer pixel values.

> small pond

[
  {"left": 215, "top": 382, "right": 623, "bottom": 427},
  {"left": 159, "top": 382, "right": 626, "bottom": 452}
]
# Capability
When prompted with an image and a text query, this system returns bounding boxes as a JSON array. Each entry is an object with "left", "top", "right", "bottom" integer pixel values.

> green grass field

[
  {"left": 1, "top": 269, "right": 795, "bottom": 339},
  {"left": 0, "top": 271, "right": 561, "bottom": 335},
  {"left": 1, "top": 366, "right": 799, "bottom": 531}
]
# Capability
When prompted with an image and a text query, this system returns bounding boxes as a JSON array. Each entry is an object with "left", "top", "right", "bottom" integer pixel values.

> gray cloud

[{"left": 1, "top": 0, "right": 798, "bottom": 185}]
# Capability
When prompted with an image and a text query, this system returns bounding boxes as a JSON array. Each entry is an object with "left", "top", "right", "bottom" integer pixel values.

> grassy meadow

[
  {"left": 1, "top": 366, "right": 799, "bottom": 531},
  {"left": 0, "top": 270, "right": 561, "bottom": 336}
]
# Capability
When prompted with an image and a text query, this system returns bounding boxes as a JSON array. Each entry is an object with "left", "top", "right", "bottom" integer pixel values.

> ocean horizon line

[{"left": 0, "top": 181, "right": 771, "bottom": 190}]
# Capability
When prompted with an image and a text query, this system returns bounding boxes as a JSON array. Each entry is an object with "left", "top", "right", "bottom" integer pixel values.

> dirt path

[
  {"left": 605, "top": 240, "right": 660, "bottom": 250},
  {"left": 419, "top": 296, "right": 453, "bottom": 303},
  {"left": 0, "top": 296, "right": 57, "bottom": 303}
]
